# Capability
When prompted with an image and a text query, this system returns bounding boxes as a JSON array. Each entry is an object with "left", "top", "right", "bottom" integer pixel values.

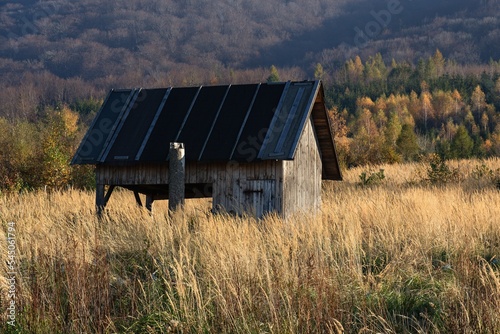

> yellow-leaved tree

[
  {"left": 327, "top": 107, "right": 349, "bottom": 168},
  {"left": 41, "top": 106, "right": 79, "bottom": 189}
]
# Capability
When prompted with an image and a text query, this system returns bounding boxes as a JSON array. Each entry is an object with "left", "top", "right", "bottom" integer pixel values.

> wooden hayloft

[{"left": 72, "top": 80, "right": 342, "bottom": 218}]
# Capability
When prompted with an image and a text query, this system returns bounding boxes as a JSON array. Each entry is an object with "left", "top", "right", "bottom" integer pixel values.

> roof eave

[{"left": 310, "top": 81, "right": 343, "bottom": 181}]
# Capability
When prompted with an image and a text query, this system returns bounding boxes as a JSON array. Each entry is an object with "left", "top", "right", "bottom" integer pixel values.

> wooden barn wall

[
  {"left": 212, "top": 160, "right": 282, "bottom": 217},
  {"left": 96, "top": 164, "right": 170, "bottom": 185},
  {"left": 282, "top": 117, "right": 322, "bottom": 218},
  {"left": 96, "top": 160, "right": 283, "bottom": 217}
]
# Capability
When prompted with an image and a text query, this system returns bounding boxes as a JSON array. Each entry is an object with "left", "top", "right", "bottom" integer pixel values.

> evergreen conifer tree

[{"left": 396, "top": 124, "right": 420, "bottom": 161}]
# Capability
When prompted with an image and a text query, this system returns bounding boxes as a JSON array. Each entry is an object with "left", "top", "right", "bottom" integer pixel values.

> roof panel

[
  {"left": 71, "top": 89, "right": 134, "bottom": 164},
  {"left": 177, "top": 85, "right": 229, "bottom": 161},
  {"left": 104, "top": 89, "right": 167, "bottom": 163},
  {"left": 231, "top": 83, "right": 285, "bottom": 161},
  {"left": 200, "top": 84, "right": 259, "bottom": 161},
  {"left": 140, "top": 87, "right": 200, "bottom": 161},
  {"left": 258, "top": 82, "right": 316, "bottom": 160}
]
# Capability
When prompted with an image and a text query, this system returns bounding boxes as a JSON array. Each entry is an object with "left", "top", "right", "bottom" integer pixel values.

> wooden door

[{"left": 243, "top": 180, "right": 275, "bottom": 218}]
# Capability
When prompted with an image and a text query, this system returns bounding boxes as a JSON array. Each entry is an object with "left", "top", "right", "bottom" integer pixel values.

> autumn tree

[
  {"left": 385, "top": 111, "right": 402, "bottom": 146},
  {"left": 356, "top": 96, "right": 376, "bottom": 113},
  {"left": 451, "top": 89, "right": 463, "bottom": 115},
  {"left": 407, "top": 90, "right": 420, "bottom": 121},
  {"left": 480, "top": 112, "right": 489, "bottom": 135},
  {"left": 314, "top": 63, "right": 325, "bottom": 81},
  {"left": 419, "top": 83, "right": 434, "bottom": 133},
  {"left": 464, "top": 108, "right": 479, "bottom": 136},
  {"left": 327, "top": 107, "right": 349, "bottom": 168},
  {"left": 364, "top": 53, "right": 387, "bottom": 83},
  {"left": 350, "top": 108, "right": 385, "bottom": 165},
  {"left": 345, "top": 56, "right": 364, "bottom": 84},
  {"left": 470, "top": 85, "right": 487, "bottom": 128},
  {"left": 0, "top": 118, "right": 42, "bottom": 190},
  {"left": 381, "top": 111, "right": 403, "bottom": 162},
  {"left": 428, "top": 49, "right": 445, "bottom": 78},
  {"left": 0, "top": 118, "right": 19, "bottom": 190},
  {"left": 432, "top": 90, "right": 454, "bottom": 124},
  {"left": 267, "top": 65, "right": 280, "bottom": 83},
  {"left": 40, "top": 106, "right": 79, "bottom": 189}
]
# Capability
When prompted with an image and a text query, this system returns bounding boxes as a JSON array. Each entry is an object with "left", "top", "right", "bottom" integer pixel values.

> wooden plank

[
  {"left": 96, "top": 183, "right": 105, "bottom": 217},
  {"left": 232, "top": 163, "right": 249, "bottom": 214},
  {"left": 192, "top": 161, "right": 199, "bottom": 183},
  {"left": 136, "top": 165, "right": 142, "bottom": 184},
  {"left": 211, "top": 163, "right": 221, "bottom": 212},
  {"left": 304, "top": 130, "right": 309, "bottom": 209},
  {"left": 297, "top": 129, "right": 303, "bottom": 210},
  {"left": 104, "top": 185, "right": 115, "bottom": 206},
  {"left": 146, "top": 194, "right": 154, "bottom": 211},
  {"left": 230, "top": 162, "right": 239, "bottom": 214},
  {"left": 184, "top": 162, "right": 191, "bottom": 184},
  {"left": 214, "top": 164, "right": 221, "bottom": 211},
  {"left": 222, "top": 163, "right": 230, "bottom": 212},
  {"left": 255, "top": 180, "right": 262, "bottom": 217},
  {"left": 198, "top": 163, "right": 210, "bottom": 183},
  {"left": 281, "top": 160, "right": 288, "bottom": 217},
  {"left": 307, "top": 119, "right": 313, "bottom": 208},
  {"left": 276, "top": 161, "right": 283, "bottom": 215},
  {"left": 163, "top": 164, "right": 169, "bottom": 184},
  {"left": 265, "top": 180, "right": 274, "bottom": 214}
]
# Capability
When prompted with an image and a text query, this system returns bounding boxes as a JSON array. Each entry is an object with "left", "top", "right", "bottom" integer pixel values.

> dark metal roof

[{"left": 72, "top": 80, "right": 342, "bottom": 180}]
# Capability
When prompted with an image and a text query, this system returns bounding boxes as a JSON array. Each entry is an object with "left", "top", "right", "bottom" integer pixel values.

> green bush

[
  {"left": 426, "top": 155, "right": 460, "bottom": 184},
  {"left": 358, "top": 169, "right": 385, "bottom": 187}
]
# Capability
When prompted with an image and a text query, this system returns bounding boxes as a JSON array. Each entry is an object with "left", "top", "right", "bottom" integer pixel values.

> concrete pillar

[{"left": 169, "top": 142, "right": 185, "bottom": 212}]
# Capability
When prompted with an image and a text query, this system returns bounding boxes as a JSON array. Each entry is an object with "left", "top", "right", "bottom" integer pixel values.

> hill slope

[{"left": 0, "top": 0, "right": 499, "bottom": 83}]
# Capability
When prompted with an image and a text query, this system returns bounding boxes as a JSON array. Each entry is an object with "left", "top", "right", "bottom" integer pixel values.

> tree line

[
  {"left": 321, "top": 51, "right": 500, "bottom": 167},
  {"left": 1, "top": 51, "right": 500, "bottom": 191}
]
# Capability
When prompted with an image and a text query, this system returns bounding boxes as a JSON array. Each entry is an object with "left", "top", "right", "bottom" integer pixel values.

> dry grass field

[{"left": 1, "top": 158, "right": 500, "bottom": 333}]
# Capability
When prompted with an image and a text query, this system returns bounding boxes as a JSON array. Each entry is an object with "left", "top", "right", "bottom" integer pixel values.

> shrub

[
  {"left": 426, "top": 154, "right": 460, "bottom": 184},
  {"left": 358, "top": 169, "right": 385, "bottom": 186},
  {"left": 470, "top": 162, "right": 500, "bottom": 189}
]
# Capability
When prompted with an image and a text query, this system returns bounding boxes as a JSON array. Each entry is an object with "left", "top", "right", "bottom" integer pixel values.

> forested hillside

[
  {"left": 1, "top": 0, "right": 499, "bottom": 85},
  {"left": 1, "top": 0, "right": 500, "bottom": 190}
]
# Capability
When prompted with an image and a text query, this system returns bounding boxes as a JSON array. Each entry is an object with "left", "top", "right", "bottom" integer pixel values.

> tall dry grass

[{"left": 1, "top": 159, "right": 500, "bottom": 333}]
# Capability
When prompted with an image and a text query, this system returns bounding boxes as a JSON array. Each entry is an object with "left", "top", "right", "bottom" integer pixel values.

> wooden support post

[
  {"left": 169, "top": 142, "right": 185, "bottom": 212},
  {"left": 104, "top": 185, "right": 115, "bottom": 206},
  {"left": 96, "top": 184, "right": 105, "bottom": 218},
  {"left": 146, "top": 194, "right": 154, "bottom": 211},
  {"left": 134, "top": 191, "right": 143, "bottom": 207},
  {"left": 96, "top": 185, "right": 115, "bottom": 219}
]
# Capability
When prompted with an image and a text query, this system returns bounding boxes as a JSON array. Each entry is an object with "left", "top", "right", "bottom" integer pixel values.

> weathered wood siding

[
  {"left": 282, "top": 117, "right": 322, "bottom": 218},
  {"left": 212, "top": 160, "right": 282, "bottom": 217},
  {"left": 96, "top": 160, "right": 283, "bottom": 217},
  {"left": 96, "top": 164, "right": 170, "bottom": 185}
]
